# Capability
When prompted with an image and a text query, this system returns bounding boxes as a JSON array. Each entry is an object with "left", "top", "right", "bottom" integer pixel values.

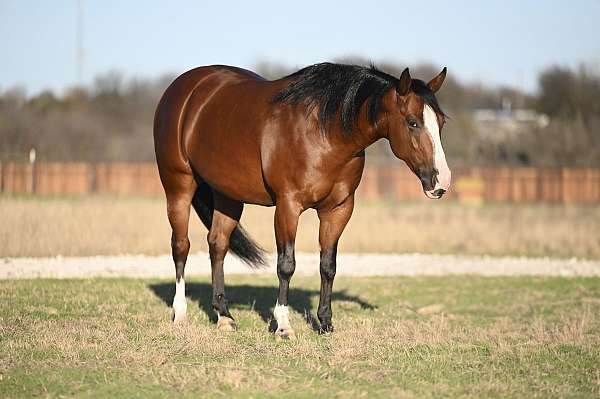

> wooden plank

[{"left": 1, "top": 162, "right": 600, "bottom": 204}]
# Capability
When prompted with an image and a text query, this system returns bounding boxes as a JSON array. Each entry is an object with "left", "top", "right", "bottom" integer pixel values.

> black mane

[{"left": 272, "top": 62, "right": 445, "bottom": 135}]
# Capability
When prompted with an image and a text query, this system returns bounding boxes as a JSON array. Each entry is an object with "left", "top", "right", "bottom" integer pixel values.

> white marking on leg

[
  {"left": 423, "top": 104, "right": 451, "bottom": 192},
  {"left": 274, "top": 301, "right": 291, "bottom": 331},
  {"left": 172, "top": 278, "right": 187, "bottom": 323}
]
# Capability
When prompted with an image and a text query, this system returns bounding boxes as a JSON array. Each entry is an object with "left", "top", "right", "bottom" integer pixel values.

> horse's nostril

[{"left": 433, "top": 189, "right": 446, "bottom": 197}]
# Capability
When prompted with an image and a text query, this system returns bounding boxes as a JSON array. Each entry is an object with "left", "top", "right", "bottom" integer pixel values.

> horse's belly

[{"left": 188, "top": 143, "right": 274, "bottom": 206}]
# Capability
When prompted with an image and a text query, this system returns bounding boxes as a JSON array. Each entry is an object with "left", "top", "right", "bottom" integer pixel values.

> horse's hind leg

[
  {"left": 164, "top": 172, "right": 197, "bottom": 323},
  {"left": 208, "top": 192, "right": 243, "bottom": 332}
]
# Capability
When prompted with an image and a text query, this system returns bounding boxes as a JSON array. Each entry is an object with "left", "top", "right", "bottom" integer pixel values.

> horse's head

[{"left": 383, "top": 67, "right": 450, "bottom": 199}]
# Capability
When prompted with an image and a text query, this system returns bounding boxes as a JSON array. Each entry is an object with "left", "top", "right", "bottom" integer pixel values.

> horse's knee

[
  {"left": 278, "top": 259, "right": 295, "bottom": 279},
  {"left": 277, "top": 245, "right": 296, "bottom": 279},
  {"left": 171, "top": 237, "right": 190, "bottom": 259}
]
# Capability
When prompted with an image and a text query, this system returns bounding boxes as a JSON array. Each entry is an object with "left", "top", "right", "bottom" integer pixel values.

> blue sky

[{"left": 1, "top": 0, "right": 599, "bottom": 95}]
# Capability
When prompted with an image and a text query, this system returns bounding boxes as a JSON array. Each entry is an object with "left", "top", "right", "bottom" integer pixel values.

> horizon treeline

[{"left": 1, "top": 59, "right": 598, "bottom": 167}]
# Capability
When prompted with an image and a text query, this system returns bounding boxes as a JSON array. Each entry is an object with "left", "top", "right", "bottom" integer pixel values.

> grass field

[
  {"left": 1, "top": 195, "right": 600, "bottom": 259},
  {"left": 1, "top": 275, "right": 599, "bottom": 398}
]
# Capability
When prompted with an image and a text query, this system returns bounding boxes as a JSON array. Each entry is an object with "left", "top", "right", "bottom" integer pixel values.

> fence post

[
  {"left": 29, "top": 148, "right": 37, "bottom": 195},
  {"left": 89, "top": 162, "right": 98, "bottom": 194}
]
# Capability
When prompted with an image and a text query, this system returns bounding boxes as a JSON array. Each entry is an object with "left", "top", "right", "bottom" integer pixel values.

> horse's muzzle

[
  {"left": 424, "top": 188, "right": 446, "bottom": 199},
  {"left": 418, "top": 167, "right": 450, "bottom": 200}
]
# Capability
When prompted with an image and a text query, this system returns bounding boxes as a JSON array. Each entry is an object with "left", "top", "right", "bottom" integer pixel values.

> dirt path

[{"left": 2, "top": 252, "right": 600, "bottom": 279}]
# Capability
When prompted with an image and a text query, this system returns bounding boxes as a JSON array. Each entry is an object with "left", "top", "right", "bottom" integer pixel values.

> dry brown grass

[{"left": 1, "top": 195, "right": 599, "bottom": 258}]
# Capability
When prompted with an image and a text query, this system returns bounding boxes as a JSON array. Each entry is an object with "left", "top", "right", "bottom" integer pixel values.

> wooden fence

[{"left": 1, "top": 162, "right": 599, "bottom": 204}]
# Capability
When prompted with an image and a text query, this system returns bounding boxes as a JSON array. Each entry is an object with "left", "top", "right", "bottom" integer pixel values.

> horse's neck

[
  {"left": 344, "top": 123, "right": 384, "bottom": 157},
  {"left": 319, "top": 108, "right": 387, "bottom": 162}
]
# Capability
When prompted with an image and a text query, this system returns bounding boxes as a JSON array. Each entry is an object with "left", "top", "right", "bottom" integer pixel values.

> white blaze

[{"left": 423, "top": 105, "right": 451, "bottom": 192}]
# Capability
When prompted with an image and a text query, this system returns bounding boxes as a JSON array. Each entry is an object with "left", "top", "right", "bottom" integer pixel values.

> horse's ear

[
  {"left": 427, "top": 67, "right": 447, "bottom": 93},
  {"left": 396, "top": 68, "right": 411, "bottom": 96}
]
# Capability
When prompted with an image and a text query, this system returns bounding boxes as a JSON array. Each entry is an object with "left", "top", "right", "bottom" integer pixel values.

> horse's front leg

[
  {"left": 316, "top": 195, "right": 355, "bottom": 333},
  {"left": 273, "top": 199, "right": 301, "bottom": 340}
]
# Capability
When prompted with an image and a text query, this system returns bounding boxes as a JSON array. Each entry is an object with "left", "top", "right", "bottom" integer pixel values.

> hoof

[
  {"left": 275, "top": 328, "right": 296, "bottom": 341},
  {"left": 217, "top": 316, "right": 238, "bottom": 332},
  {"left": 319, "top": 323, "right": 334, "bottom": 334}
]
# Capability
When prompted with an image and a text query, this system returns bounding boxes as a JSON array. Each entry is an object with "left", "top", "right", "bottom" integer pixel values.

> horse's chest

[{"left": 303, "top": 156, "right": 365, "bottom": 208}]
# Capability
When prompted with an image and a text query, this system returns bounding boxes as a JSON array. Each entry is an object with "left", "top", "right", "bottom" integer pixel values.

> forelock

[{"left": 410, "top": 79, "right": 446, "bottom": 117}]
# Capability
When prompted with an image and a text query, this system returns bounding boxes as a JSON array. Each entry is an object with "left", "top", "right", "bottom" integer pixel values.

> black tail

[{"left": 191, "top": 178, "right": 267, "bottom": 269}]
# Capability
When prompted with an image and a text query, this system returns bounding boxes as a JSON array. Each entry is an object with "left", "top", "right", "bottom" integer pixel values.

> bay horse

[{"left": 154, "top": 62, "right": 450, "bottom": 338}]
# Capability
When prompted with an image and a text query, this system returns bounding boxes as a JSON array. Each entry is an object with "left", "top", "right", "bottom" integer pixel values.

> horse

[{"left": 154, "top": 62, "right": 450, "bottom": 338}]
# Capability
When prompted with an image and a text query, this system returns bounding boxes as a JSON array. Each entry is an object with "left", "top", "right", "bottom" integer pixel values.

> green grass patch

[{"left": 1, "top": 276, "right": 599, "bottom": 398}]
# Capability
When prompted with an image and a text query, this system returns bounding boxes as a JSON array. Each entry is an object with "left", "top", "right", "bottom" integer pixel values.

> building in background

[{"left": 472, "top": 99, "right": 549, "bottom": 143}]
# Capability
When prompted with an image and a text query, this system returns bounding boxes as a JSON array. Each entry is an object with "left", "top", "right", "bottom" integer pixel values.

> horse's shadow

[{"left": 148, "top": 282, "right": 375, "bottom": 332}]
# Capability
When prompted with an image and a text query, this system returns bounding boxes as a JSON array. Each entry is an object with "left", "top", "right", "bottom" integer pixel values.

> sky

[{"left": 1, "top": 0, "right": 599, "bottom": 96}]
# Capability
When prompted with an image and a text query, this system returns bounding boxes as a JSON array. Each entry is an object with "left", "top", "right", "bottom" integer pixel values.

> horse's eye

[{"left": 407, "top": 120, "right": 419, "bottom": 129}]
